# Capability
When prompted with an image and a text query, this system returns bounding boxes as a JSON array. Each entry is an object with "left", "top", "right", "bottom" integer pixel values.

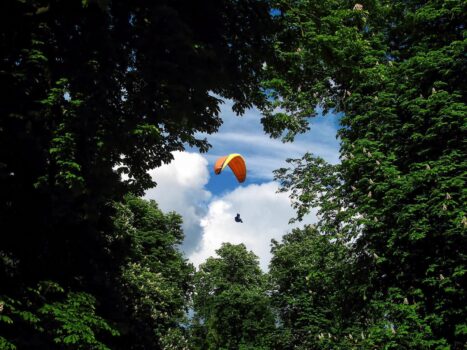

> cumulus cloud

[
  {"left": 142, "top": 151, "right": 318, "bottom": 271},
  {"left": 189, "top": 182, "right": 317, "bottom": 271},
  {"left": 143, "top": 98, "right": 340, "bottom": 269},
  {"left": 144, "top": 151, "right": 211, "bottom": 254}
]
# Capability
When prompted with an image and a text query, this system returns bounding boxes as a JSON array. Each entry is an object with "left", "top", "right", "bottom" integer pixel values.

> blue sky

[
  {"left": 144, "top": 100, "right": 341, "bottom": 270},
  {"left": 201, "top": 100, "right": 341, "bottom": 193}
]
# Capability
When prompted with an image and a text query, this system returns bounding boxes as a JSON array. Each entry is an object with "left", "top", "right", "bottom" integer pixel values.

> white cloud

[
  {"left": 144, "top": 151, "right": 211, "bottom": 253},
  {"left": 143, "top": 98, "right": 340, "bottom": 269},
  {"left": 143, "top": 151, "right": 318, "bottom": 271},
  {"left": 189, "top": 182, "right": 317, "bottom": 271}
]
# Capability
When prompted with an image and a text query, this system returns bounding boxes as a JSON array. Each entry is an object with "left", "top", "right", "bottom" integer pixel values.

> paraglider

[
  {"left": 214, "top": 154, "right": 246, "bottom": 223},
  {"left": 214, "top": 153, "right": 246, "bottom": 183}
]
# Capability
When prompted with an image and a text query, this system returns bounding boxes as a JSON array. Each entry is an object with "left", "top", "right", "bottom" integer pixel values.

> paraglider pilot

[{"left": 235, "top": 213, "right": 243, "bottom": 223}]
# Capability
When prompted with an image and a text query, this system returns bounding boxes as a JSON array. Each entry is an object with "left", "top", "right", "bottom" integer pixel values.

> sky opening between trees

[{"left": 0, "top": 0, "right": 465, "bottom": 349}]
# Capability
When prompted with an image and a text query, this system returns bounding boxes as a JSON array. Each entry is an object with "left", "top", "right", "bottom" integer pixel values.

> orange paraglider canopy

[{"left": 214, "top": 154, "right": 246, "bottom": 183}]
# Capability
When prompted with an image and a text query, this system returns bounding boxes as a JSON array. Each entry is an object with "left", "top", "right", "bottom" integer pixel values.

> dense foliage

[
  {"left": 0, "top": 195, "right": 193, "bottom": 349},
  {"left": 265, "top": 0, "right": 466, "bottom": 348},
  {"left": 1, "top": 0, "right": 465, "bottom": 349},
  {"left": 269, "top": 226, "right": 364, "bottom": 349},
  {"left": 0, "top": 0, "right": 272, "bottom": 348},
  {"left": 111, "top": 196, "right": 194, "bottom": 348},
  {"left": 191, "top": 243, "right": 275, "bottom": 350}
]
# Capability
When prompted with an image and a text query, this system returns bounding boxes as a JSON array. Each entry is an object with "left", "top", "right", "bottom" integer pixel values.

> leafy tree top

[{"left": 1, "top": 0, "right": 273, "bottom": 194}]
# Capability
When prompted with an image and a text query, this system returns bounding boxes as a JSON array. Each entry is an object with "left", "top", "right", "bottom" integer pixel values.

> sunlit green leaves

[
  {"left": 0, "top": 282, "right": 118, "bottom": 349},
  {"left": 112, "top": 196, "right": 193, "bottom": 348},
  {"left": 192, "top": 244, "right": 274, "bottom": 350},
  {"left": 39, "top": 292, "right": 119, "bottom": 349},
  {"left": 265, "top": 0, "right": 466, "bottom": 348}
]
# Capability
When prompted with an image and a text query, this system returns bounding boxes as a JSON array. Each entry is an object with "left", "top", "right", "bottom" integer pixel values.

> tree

[
  {"left": 0, "top": 1, "right": 273, "bottom": 348},
  {"left": 111, "top": 196, "right": 194, "bottom": 349},
  {"left": 0, "top": 195, "right": 193, "bottom": 349},
  {"left": 191, "top": 243, "right": 275, "bottom": 350},
  {"left": 0, "top": 281, "right": 119, "bottom": 349},
  {"left": 265, "top": 0, "right": 466, "bottom": 347},
  {"left": 0, "top": 0, "right": 273, "bottom": 283},
  {"left": 269, "top": 225, "right": 371, "bottom": 350}
]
